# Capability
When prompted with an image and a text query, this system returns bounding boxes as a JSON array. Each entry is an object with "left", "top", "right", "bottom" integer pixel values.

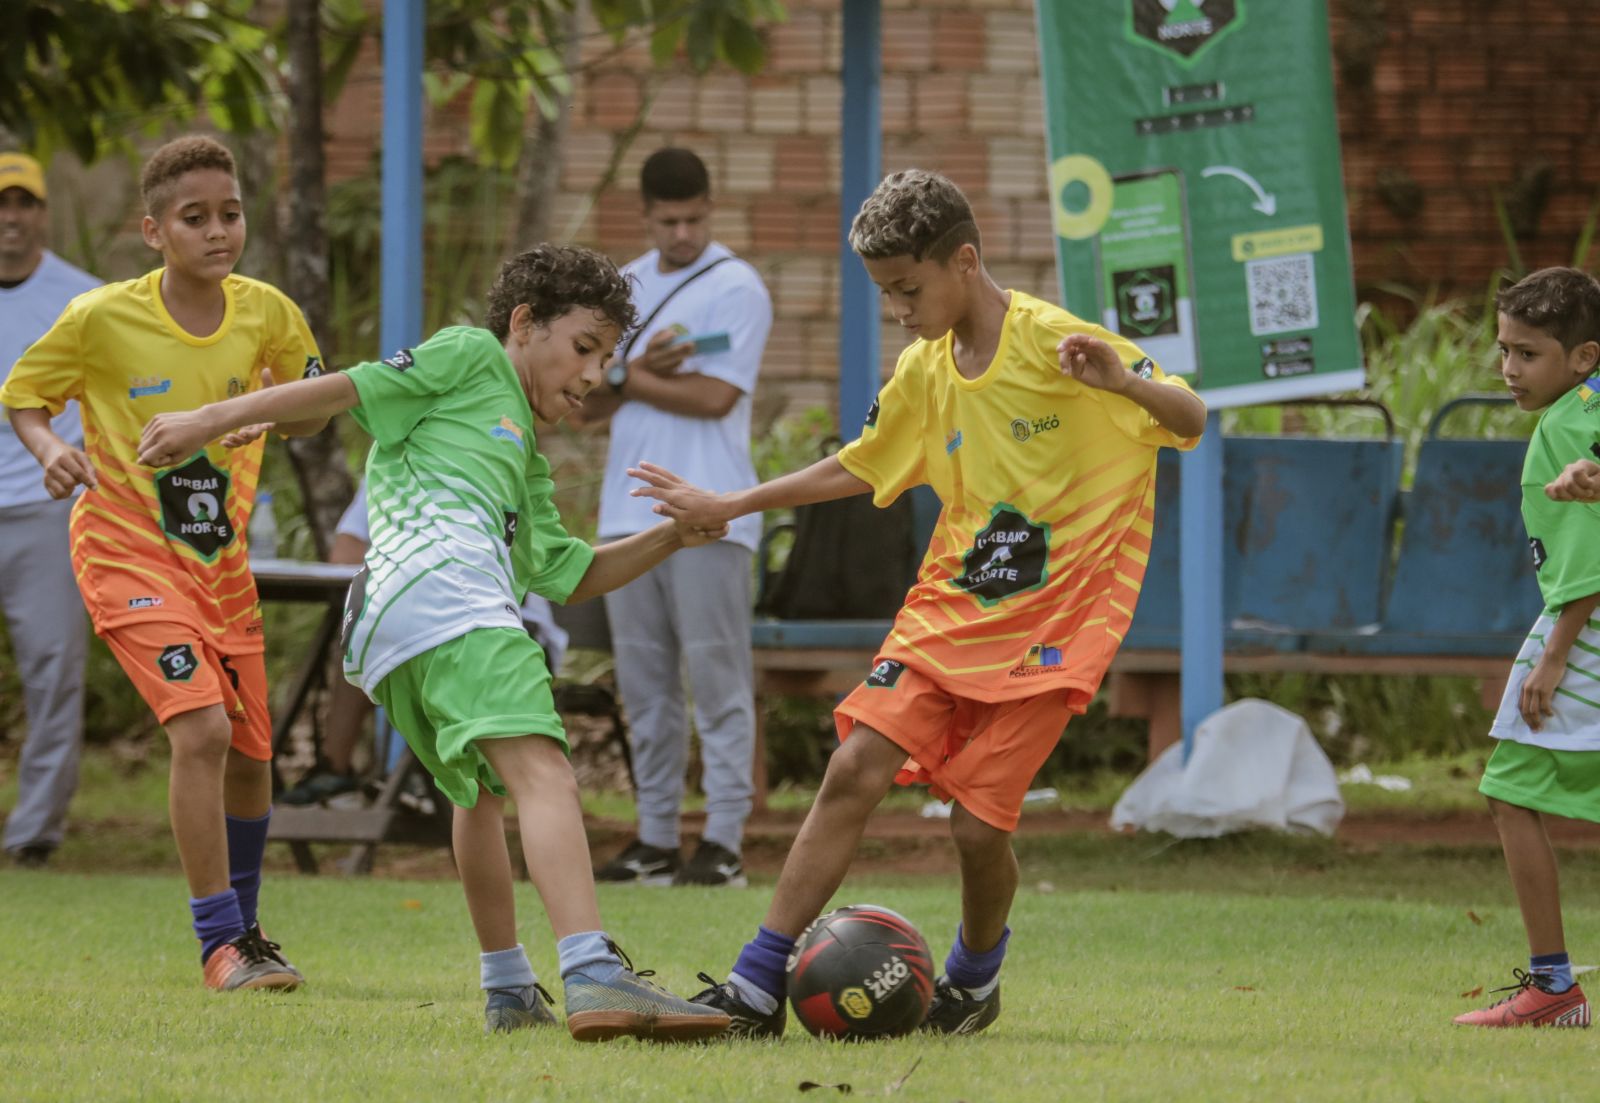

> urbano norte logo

[
  {"left": 1128, "top": 0, "right": 1243, "bottom": 64},
  {"left": 157, "top": 455, "right": 235, "bottom": 560},
  {"left": 955, "top": 504, "right": 1050, "bottom": 605},
  {"left": 490, "top": 415, "right": 525, "bottom": 450}
]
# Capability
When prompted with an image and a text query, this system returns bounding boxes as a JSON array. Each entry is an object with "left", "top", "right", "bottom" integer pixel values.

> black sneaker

[
  {"left": 594, "top": 839, "right": 679, "bottom": 885},
  {"left": 689, "top": 972, "right": 786, "bottom": 1039},
  {"left": 921, "top": 974, "right": 1001, "bottom": 1035},
  {"left": 280, "top": 769, "right": 358, "bottom": 806},
  {"left": 484, "top": 982, "right": 559, "bottom": 1033},
  {"left": 12, "top": 844, "right": 52, "bottom": 869},
  {"left": 672, "top": 840, "right": 748, "bottom": 887}
]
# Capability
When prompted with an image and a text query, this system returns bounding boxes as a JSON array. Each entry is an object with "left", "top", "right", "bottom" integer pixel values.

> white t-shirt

[
  {"left": 0, "top": 251, "right": 100, "bottom": 509},
  {"left": 597, "top": 242, "right": 771, "bottom": 551}
]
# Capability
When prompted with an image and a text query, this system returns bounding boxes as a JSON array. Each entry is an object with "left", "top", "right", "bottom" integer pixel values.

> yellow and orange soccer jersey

[
  {"left": 837, "top": 290, "right": 1199, "bottom": 707},
  {"left": 0, "top": 269, "right": 321, "bottom": 652}
]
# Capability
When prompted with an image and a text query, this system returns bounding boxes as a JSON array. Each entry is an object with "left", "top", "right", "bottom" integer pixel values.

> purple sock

[
  {"left": 226, "top": 811, "right": 271, "bottom": 930},
  {"left": 732, "top": 926, "right": 796, "bottom": 1002},
  {"left": 946, "top": 925, "right": 1010, "bottom": 990},
  {"left": 190, "top": 889, "right": 245, "bottom": 964}
]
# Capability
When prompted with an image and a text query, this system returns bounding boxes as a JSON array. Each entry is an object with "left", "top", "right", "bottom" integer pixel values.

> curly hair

[
  {"left": 848, "top": 169, "right": 981, "bottom": 263},
  {"left": 1497, "top": 267, "right": 1600, "bottom": 352},
  {"left": 140, "top": 135, "right": 237, "bottom": 218},
  {"left": 485, "top": 244, "right": 638, "bottom": 342}
]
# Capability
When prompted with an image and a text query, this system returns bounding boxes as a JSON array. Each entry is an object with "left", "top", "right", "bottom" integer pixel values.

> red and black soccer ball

[{"left": 786, "top": 904, "right": 935, "bottom": 1040}]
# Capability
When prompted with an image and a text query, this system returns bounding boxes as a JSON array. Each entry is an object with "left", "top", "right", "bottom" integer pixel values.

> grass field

[{"left": 6, "top": 822, "right": 1600, "bottom": 1101}]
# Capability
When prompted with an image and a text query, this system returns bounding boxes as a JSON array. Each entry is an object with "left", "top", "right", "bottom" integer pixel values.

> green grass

[{"left": 4, "top": 839, "right": 1600, "bottom": 1102}]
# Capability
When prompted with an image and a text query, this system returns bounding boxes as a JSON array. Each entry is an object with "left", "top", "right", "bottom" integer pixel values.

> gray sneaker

[
  {"left": 484, "top": 982, "right": 559, "bottom": 1033},
  {"left": 564, "top": 941, "right": 731, "bottom": 1042}
]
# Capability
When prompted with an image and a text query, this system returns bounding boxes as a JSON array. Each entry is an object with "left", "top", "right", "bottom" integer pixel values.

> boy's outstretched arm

[
  {"left": 8, "top": 406, "right": 98, "bottom": 498},
  {"left": 1059, "top": 333, "right": 1207, "bottom": 438},
  {"left": 138, "top": 373, "right": 360, "bottom": 467},
  {"left": 1520, "top": 590, "right": 1600, "bottom": 731},
  {"left": 628, "top": 453, "right": 874, "bottom": 529},
  {"left": 1546, "top": 459, "right": 1600, "bottom": 503},
  {"left": 565, "top": 519, "right": 729, "bottom": 604}
]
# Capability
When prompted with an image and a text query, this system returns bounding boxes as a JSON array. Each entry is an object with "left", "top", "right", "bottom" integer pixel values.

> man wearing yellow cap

[{"left": 0, "top": 152, "right": 100, "bottom": 868}]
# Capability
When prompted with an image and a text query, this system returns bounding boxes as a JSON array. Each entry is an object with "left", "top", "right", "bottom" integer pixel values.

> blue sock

[
  {"left": 730, "top": 925, "right": 796, "bottom": 1007},
  {"left": 557, "top": 931, "right": 625, "bottom": 983},
  {"left": 190, "top": 889, "right": 246, "bottom": 964},
  {"left": 226, "top": 811, "right": 271, "bottom": 930},
  {"left": 1531, "top": 951, "right": 1576, "bottom": 993},
  {"left": 946, "top": 925, "right": 1010, "bottom": 994}
]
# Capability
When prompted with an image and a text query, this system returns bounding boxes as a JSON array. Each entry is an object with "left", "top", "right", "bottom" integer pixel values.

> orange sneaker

[
  {"left": 1454, "top": 970, "right": 1590, "bottom": 1028},
  {"left": 203, "top": 931, "right": 301, "bottom": 992}
]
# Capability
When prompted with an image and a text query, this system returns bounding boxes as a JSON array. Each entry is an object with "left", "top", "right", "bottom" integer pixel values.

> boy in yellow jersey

[
  {"left": 632, "top": 170, "right": 1207, "bottom": 1037},
  {"left": 1, "top": 136, "right": 324, "bottom": 991}
]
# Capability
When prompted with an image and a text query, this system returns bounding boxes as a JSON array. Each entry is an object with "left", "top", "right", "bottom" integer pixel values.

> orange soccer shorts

[
  {"left": 835, "top": 658, "right": 1078, "bottom": 831},
  {"left": 101, "top": 621, "right": 272, "bottom": 761}
]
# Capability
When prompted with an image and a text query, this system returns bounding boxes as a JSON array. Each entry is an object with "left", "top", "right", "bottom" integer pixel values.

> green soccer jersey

[
  {"left": 340, "top": 326, "right": 594, "bottom": 694},
  {"left": 1521, "top": 377, "right": 1600, "bottom": 612}
]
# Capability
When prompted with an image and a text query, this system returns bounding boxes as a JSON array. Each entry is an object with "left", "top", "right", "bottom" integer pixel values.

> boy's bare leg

[
  {"left": 223, "top": 748, "right": 271, "bottom": 819},
  {"left": 477, "top": 736, "right": 602, "bottom": 938},
  {"left": 165, "top": 704, "right": 234, "bottom": 897},
  {"left": 760, "top": 724, "right": 907, "bottom": 936},
  {"left": 454, "top": 790, "right": 519, "bottom": 951},
  {"left": 948, "top": 803, "right": 1018, "bottom": 952},
  {"left": 1488, "top": 796, "right": 1566, "bottom": 954}
]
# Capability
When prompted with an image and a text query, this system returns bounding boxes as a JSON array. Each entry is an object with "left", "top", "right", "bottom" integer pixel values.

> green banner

[{"left": 1037, "top": 0, "right": 1362, "bottom": 406}]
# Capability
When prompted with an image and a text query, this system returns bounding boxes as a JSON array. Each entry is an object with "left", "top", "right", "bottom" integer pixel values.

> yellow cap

[{"left": 0, "top": 153, "right": 47, "bottom": 200}]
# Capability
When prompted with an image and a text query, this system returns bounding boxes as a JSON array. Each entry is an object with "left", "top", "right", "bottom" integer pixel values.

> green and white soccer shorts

[
  {"left": 1480, "top": 740, "right": 1600, "bottom": 823},
  {"left": 369, "top": 626, "right": 568, "bottom": 808}
]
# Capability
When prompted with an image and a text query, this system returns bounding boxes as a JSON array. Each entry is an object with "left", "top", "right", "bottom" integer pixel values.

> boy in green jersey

[
  {"left": 1455, "top": 267, "right": 1600, "bottom": 1029},
  {"left": 138, "top": 244, "right": 731, "bottom": 1041}
]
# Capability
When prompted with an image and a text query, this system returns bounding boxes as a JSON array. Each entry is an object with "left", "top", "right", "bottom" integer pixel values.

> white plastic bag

[{"left": 1110, "top": 698, "right": 1344, "bottom": 837}]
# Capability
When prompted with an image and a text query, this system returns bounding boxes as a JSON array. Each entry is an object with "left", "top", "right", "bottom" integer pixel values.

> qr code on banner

[{"left": 1246, "top": 253, "right": 1318, "bottom": 336}]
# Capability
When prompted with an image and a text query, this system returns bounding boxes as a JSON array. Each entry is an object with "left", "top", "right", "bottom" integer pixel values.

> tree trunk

[
  {"left": 282, "top": 0, "right": 354, "bottom": 558},
  {"left": 506, "top": 2, "right": 584, "bottom": 254}
]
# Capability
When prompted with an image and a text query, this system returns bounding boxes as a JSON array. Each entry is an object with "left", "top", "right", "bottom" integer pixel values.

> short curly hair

[
  {"left": 485, "top": 244, "right": 638, "bottom": 343},
  {"left": 1497, "top": 266, "right": 1600, "bottom": 352},
  {"left": 141, "top": 135, "right": 237, "bottom": 218},
  {"left": 848, "top": 169, "right": 981, "bottom": 263}
]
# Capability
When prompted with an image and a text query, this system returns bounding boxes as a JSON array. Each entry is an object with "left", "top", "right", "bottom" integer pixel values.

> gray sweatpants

[
  {"left": 0, "top": 498, "right": 88, "bottom": 853},
  {"left": 602, "top": 539, "right": 755, "bottom": 854}
]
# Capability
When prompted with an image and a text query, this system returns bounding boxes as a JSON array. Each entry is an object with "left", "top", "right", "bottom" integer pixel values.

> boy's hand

[
  {"left": 138, "top": 409, "right": 219, "bottom": 468},
  {"left": 636, "top": 330, "right": 695, "bottom": 377},
  {"left": 1058, "top": 334, "right": 1131, "bottom": 393},
  {"left": 628, "top": 461, "right": 734, "bottom": 527},
  {"left": 1545, "top": 459, "right": 1600, "bottom": 503},
  {"left": 39, "top": 438, "right": 98, "bottom": 498},
  {"left": 220, "top": 423, "right": 272, "bottom": 449},
  {"left": 673, "top": 517, "right": 730, "bottom": 547},
  {"left": 1520, "top": 658, "right": 1563, "bottom": 731}
]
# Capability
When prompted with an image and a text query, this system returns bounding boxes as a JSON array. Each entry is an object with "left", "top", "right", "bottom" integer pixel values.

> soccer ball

[{"left": 786, "top": 904, "right": 935, "bottom": 1040}]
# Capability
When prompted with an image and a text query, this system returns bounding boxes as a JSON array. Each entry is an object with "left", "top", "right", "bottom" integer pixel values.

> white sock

[{"left": 728, "top": 970, "right": 781, "bottom": 1015}]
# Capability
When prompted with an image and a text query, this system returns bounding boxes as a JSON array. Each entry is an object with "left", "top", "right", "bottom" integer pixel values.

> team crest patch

[
  {"left": 157, "top": 455, "right": 235, "bottom": 560},
  {"left": 865, "top": 659, "right": 906, "bottom": 688},
  {"left": 1133, "top": 356, "right": 1156, "bottom": 379},
  {"left": 158, "top": 644, "right": 199, "bottom": 683},
  {"left": 956, "top": 505, "right": 1050, "bottom": 605},
  {"left": 1529, "top": 537, "right": 1547, "bottom": 571},
  {"left": 503, "top": 510, "right": 519, "bottom": 548},
  {"left": 382, "top": 348, "right": 415, "bottom": 372},
  {"left": 864, "top": 398, "right": 881, "bottom": 429},
  {"left": 304, "top": 355, "right": 325, "bottom": 379},
  {"left": 227, "top": 377, "right": 245, "bottom": 397}
]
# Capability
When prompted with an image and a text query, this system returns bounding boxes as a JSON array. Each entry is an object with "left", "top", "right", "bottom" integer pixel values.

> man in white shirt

[
  {"left": 582, "top": 147, "right": 772, "bottom": 886},
  {"left": 0, "top": 153, "right": 100, "bottom": 867}
]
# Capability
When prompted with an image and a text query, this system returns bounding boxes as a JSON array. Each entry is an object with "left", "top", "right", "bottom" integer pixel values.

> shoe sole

[
  {"left": 672, "top": 875, "right": 749, "bottom": 888},
  {"left": 215, "top": 972, "right": 301, "bottom": 993},
  {"left": 485, "top": 1009, "right": 558, "bottom": 1033},
  {"left": 566, "top": 1010, "right": 731, "bottom": 1043},
  {"left": 596, "top": 872, "right": 677, "bottom": 887}
]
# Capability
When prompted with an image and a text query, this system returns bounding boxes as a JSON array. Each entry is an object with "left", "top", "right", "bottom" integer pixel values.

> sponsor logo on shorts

[
  {"left": 158, "top": 644, "right": 199, "bottom": 682},
  {"left": 127, "top": 596, "right": 163, "bottom": 609},
  {"left": 129, "top": 376, "right": 172, "bottom": 399},
  {"left": 866, "top": 659, "right": 906, "bottom": 688}
]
